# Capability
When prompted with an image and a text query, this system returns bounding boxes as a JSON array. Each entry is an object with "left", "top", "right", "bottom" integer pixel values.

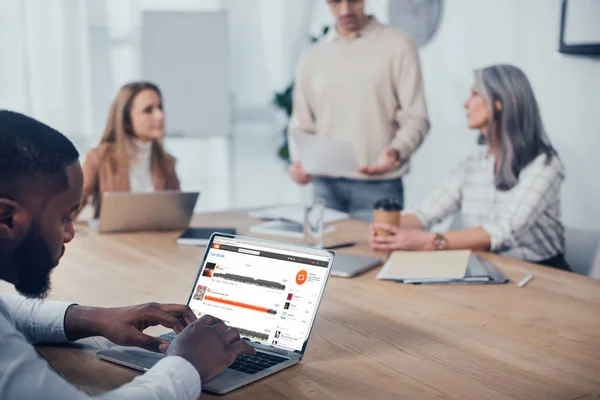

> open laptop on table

[
  {"left": 330, "top": 253, "right": 382, "bottom": 278},
  {"left": 97, "top": 233, "right": 335, "bottom": 394},
  {"left": 89, "top": 191, "right": 199, "bottom": 233}
]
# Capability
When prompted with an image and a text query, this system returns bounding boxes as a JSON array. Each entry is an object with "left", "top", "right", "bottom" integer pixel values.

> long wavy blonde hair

[{"left": 99, "top": 81, "right": 171, "bottom": 176}]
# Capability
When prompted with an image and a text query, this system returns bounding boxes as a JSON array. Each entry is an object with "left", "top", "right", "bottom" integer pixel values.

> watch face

[{"left": 434, "top": 234, "right": 446, "bottom": 250}]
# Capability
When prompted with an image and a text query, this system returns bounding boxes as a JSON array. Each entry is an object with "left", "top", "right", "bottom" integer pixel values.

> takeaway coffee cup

[{"left": 373, "top": 198, "right": 402, "bottom": 236}]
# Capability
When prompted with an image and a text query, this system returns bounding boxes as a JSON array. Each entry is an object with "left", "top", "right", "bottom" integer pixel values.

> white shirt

[
  {"left": 129, "top": 139, "right": 154, "bottom": 193},
  {"left": 408, "top": 148, "right": 566, "bottom": 262},
  {"left": 0, "top": 293, "right": 201, "bottom": 400}
]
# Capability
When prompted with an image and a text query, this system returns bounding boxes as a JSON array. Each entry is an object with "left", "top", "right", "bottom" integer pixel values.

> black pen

[{"left": 326, "top": 242, "right": 356, "bottom": 250}]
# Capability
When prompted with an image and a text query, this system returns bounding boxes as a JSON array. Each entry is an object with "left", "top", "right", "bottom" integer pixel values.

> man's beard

[{"left": 13, "top": 224, "right": 59, "bottom": 299}]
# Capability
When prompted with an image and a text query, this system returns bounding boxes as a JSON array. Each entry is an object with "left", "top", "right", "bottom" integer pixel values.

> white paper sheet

[
  {"left": 249, "top": 220, "right": 335, "bottom": 239},
  {"left": 292, "top": 132, "right": 359, "bottom": 176},
  {"left": 248, "top": 205, "right": 349, "bottom": 225}
]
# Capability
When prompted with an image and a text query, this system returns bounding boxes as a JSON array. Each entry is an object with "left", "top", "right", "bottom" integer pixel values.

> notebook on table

[
  {"left": 330, "top": 253, "right": 382, "bottom": 278},
  {"left": 376, "top": 250, "right": 508, "bottom": 284},
  {"left": 177, "top": 227, "right": 237, "bottom": 246},
  {"left": 248, "top": 205, "right": 349, "bottom": 225},
  {"left": 249, "top": 220, "right": 335, "bottom": 239}
]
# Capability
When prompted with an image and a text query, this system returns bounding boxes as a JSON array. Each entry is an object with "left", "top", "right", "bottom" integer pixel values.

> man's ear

[{"left": 0, "top": 199, "right": 30, "bottom": 241}]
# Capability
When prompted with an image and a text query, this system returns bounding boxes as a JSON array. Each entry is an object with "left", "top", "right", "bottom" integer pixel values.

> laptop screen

[{"left": 187, "top": 235, "right": 334, "bottom": 352}]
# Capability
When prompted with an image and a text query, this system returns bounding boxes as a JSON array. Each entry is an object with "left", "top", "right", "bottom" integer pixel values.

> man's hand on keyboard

[
  {"left": 166, "top": 315, "right": 256, "bottom": 382},
  {"left": 65, "top": 302, "right": 197, "bottom": 353}
]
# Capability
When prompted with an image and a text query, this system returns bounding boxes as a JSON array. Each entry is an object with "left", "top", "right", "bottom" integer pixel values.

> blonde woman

[
  {"left": 369, "top": 65, "right": 569, "bottom": 271},
  {"left": 79, "top": 81, "right": 180, "bottom": 218}
]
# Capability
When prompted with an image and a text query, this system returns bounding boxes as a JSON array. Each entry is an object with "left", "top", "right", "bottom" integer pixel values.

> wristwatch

[
  {"left": 433, "top": 233, "right": 448, "bottom": 251},
  {"left": 392, "top": 150, "right": 401, "bottom": 169}
]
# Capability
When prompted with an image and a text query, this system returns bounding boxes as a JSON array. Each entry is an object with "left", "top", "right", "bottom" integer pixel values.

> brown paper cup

[{"left": 373, "top": 209, "right": 400, "bottom": 236}]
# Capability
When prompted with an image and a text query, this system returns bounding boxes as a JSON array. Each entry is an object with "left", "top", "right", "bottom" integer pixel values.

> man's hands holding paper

[
  {"left": 289, "top": 161, "right": 314, "bottom": 185},
  {"left": 289, "top": 147, "right": 400, "bottom": 184},
  {"left": 289, "top": 132, "right": 401, "bottom": 181},
  {"left": 359, "top": 147, "right": 401, "bottom": 176}
]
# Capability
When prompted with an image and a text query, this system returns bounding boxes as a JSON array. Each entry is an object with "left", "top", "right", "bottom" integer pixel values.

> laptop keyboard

[
  {"left": 159, "top": 332, "right": 288, "bottom": 374},
  {"left": 229, "top": 352, "right": 288, "bottom": 374}
]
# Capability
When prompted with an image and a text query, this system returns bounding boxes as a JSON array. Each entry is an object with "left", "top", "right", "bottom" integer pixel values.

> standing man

[{"left": 288, "top": 0, "right": 430, "bottom": 221}]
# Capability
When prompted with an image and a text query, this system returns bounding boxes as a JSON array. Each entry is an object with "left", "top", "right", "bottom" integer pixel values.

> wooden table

[{"left": 3, "top": 210, "right": 600, "bottom": 399}]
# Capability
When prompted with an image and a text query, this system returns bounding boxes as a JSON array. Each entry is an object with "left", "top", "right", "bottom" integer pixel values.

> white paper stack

[{"left": 248, "top": 205, "right": 349, "bottom": 225}]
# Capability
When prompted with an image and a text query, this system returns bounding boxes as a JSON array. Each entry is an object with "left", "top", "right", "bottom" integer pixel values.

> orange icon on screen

[
  {"left": 296, "top": 270, "right": 308, "bottom": 285},
  {"left": 213, "top": 243, "right": 221, "bottom": 249}
]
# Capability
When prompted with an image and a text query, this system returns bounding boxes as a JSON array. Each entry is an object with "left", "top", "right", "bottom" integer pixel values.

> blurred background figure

[
  {"left": 370, "top": 64, "right": 570, "bottom": 271},
  {"left": 288, "top": 0, "right": 429, "bottom": 221},
  {"left": 78, "top": 81, "right": 180, "bottom": 218}
]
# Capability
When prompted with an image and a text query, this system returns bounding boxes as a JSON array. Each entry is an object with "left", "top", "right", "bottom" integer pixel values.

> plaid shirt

[{"left": 409, "top": 148, "right": 565, "bottom": 262}]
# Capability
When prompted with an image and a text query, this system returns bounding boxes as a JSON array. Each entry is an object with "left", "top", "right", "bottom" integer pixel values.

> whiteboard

[{"left": 142, "top": 11, "right": 231, "bottom": 136}]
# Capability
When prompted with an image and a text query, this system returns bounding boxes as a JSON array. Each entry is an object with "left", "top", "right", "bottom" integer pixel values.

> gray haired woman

[{"left": 369, "top": 64, "right": 570, "bottom": 271}]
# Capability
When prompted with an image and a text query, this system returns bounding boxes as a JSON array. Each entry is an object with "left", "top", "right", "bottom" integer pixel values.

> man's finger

[
  {"left": 368, "top": 165, "right": 388, "bottom": 175},
  {"left": 159, "top": 303, "right": 197, "bottom": 322},
  {"left": 158, "top": 304, "right": 197, "bottom": 325},
  {"left": 158, "top": 343, "right": 169, "bottom": 354},
  {"left": 359, "top": 166, "right": 378, "bottom": 175},
  {"left": 229, "top": 340, "right": 256, "bottom": 360},
  {"left": 361, "top": 167, "right": 374, "bottom": 175},
  {"left": 223, "top": 327, "right": 241, "bottom": 344},
  {"left": 211, "top": 322, "right": 228, "bottom": 333},
  {"left": 130, "top": 330, "right": 167, "bottom": 353},
  {"left": 300, "top": 175, "right": 313, "bottom": 185},
  {"left": 146, "top": 308, "right": 187, "bottom": 333},
  {"left": 197, "top": 315, "right": 224, "bottom": 326},
  {"left": 364, "top": 160, "right": 390, "bottom": 175}
]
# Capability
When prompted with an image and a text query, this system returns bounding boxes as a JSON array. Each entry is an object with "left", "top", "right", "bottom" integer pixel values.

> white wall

[
  {"left": 404, "top": 0, "right": 600, "bottom": 231},
  {"left": 87, "top": 0, "right": 227, "bottom": 141},
  {"left": 226, "top": 0, "right": 389, "bottom": 113},
  {"left": 0, "top": 0, "right": 93, "bottom": 142},
  {"left": 225, "top": 0, "right": 316, "bottom": 113}
]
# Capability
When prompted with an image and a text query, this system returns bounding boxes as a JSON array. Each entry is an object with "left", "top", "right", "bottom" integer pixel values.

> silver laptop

[
  {"left": 97, "top": 233, "right": 335, "bottom": 394},
  {"left": 330, "top": 253, "right": 382, "bottom": 278},
  {"left": 89, "top": 191, "right": 199, "bottom": 233}
]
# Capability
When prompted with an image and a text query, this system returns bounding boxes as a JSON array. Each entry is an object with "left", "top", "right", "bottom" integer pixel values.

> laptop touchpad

[{"left": 134, "top": 353, "right": 165, "bottom": 370}]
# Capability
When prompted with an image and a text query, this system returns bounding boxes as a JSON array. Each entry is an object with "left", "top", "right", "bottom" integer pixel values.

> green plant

[
  {"left": 274, "top": 83, "right": 294, "bottom": 161},
  {"left": 274, "top": 26, "right": 330, "bottom": 161}
]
